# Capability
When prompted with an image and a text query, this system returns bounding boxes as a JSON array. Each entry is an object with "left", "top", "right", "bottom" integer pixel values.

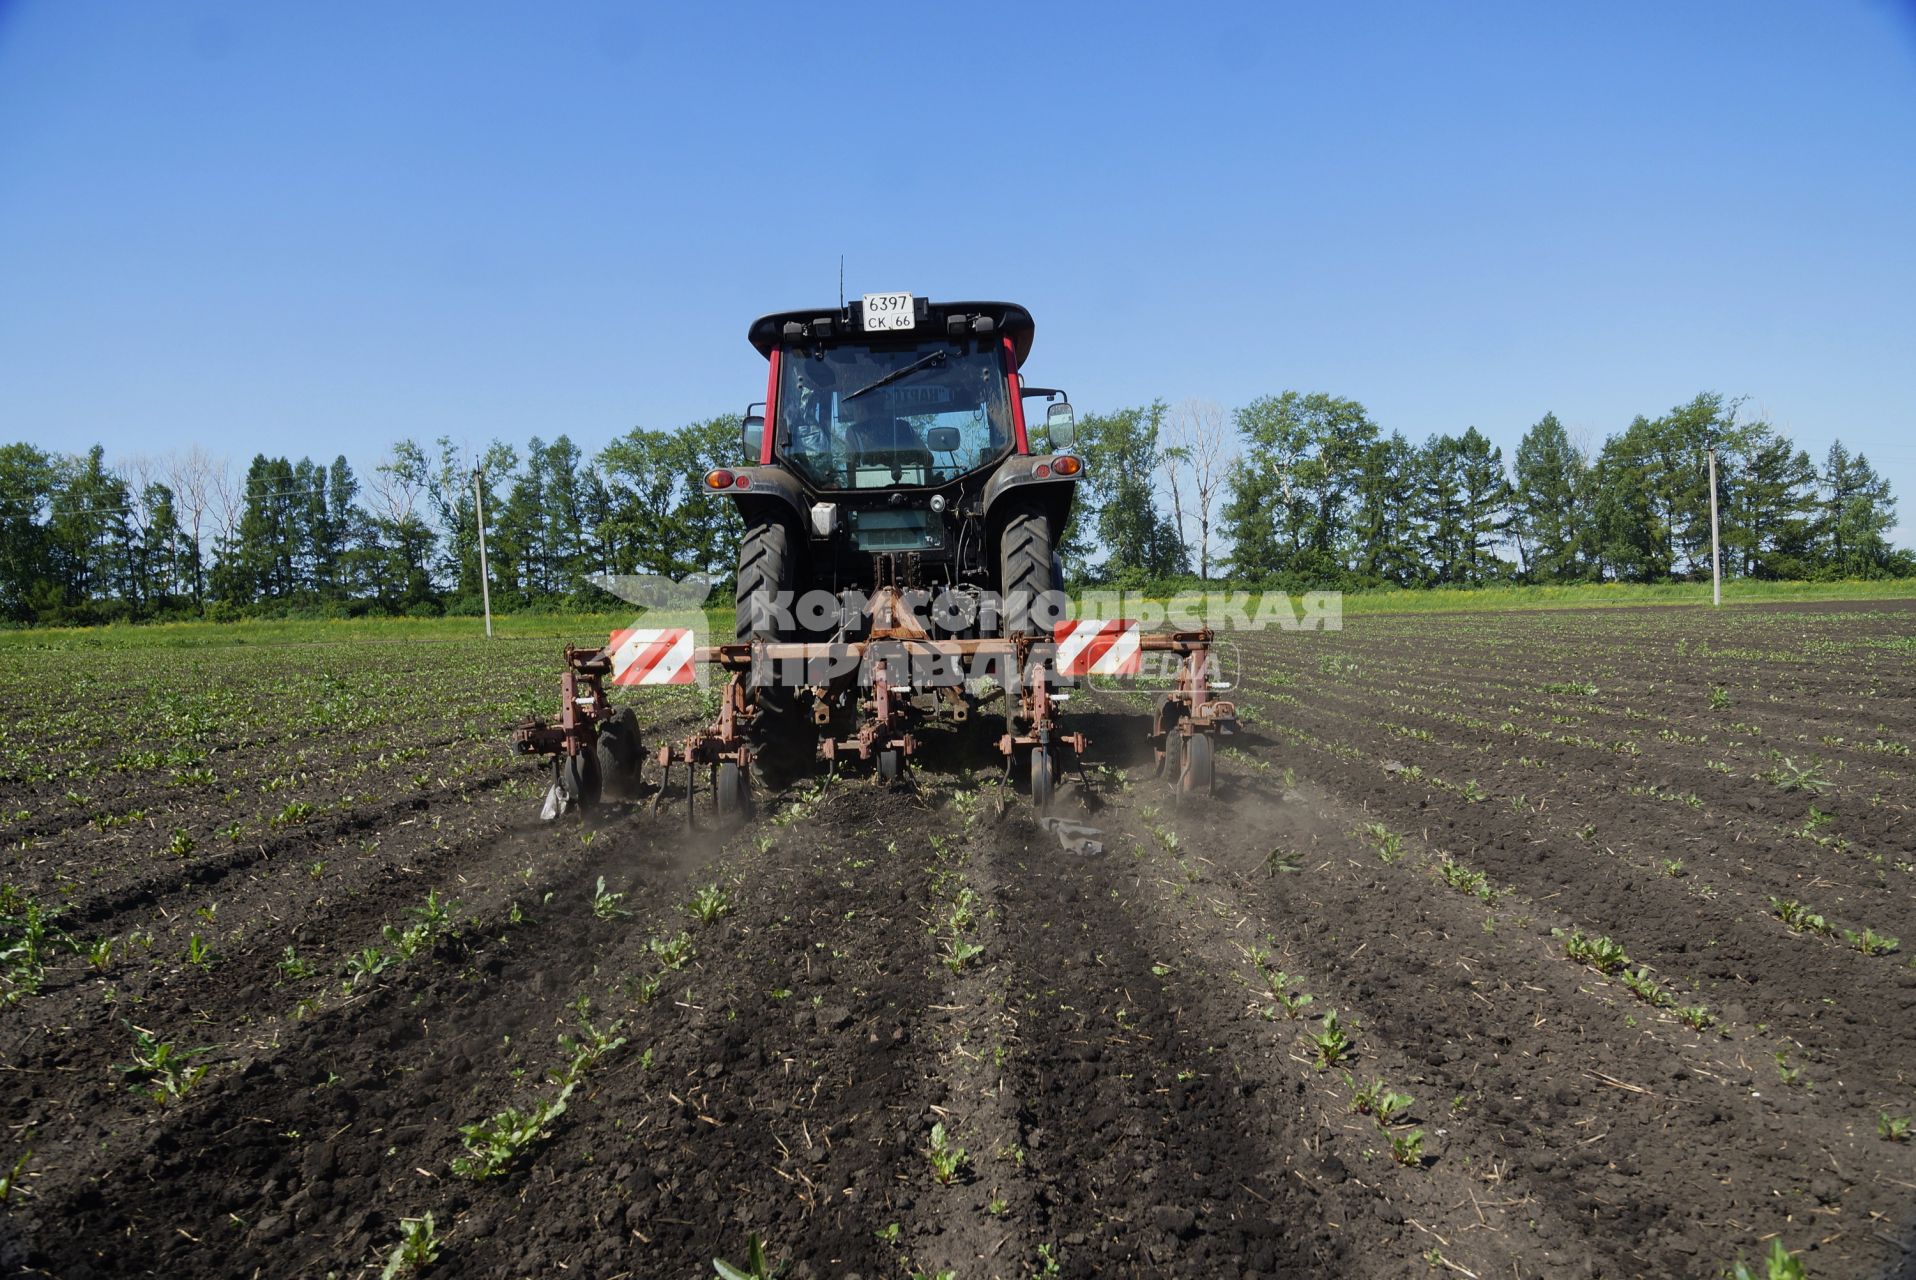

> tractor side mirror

[
  {"left": 1045, "top": 401, "right": 1076, "bottom": 448},
  {"left": 742, "top": 404, "right": 766, "bottom": 459},
  {"left": 925, "top": 426, "right": 961, "bottom": 452}
]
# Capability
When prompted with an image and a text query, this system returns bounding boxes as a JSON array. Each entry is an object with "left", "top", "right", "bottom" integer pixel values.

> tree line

[
  {"left": 1071, "top": 391, "right": 1907, "bottom": 588},
  {"left": 0, "top": 390, "right": 1905, "bottom": 624},
  {"left": 0, "top": 420, "right": 743, "bottom": 625}
]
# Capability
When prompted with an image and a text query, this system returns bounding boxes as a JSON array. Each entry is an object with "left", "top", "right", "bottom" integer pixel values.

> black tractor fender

[
  {"left": 982, "top": 455, "right": 1080, "bottom": 553},
  {"left": 724, "top": 467, "right": 809, "bottom": 531}
]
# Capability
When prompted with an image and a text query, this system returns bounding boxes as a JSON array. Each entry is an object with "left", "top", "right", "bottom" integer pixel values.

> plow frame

[{"left": 510, "top": 591, "right": 1238, "bottom": 810}]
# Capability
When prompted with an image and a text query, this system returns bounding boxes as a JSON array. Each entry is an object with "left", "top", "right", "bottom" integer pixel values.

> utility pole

[
  {"left": 1707, "top": 446, "right": 1721, "bottom": 608},
  {"left": 467, "top": 467, "right": 490, "bottom": 636}
]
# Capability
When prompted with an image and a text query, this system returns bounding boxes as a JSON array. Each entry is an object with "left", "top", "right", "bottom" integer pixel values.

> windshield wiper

[{"left": 843, "top": 350, "right": 947, "bottom": 401}]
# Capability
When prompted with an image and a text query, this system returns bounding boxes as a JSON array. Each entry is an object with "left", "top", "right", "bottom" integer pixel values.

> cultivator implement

[{"left": 510, "top": 586, "right": 1236, "bottom": 821}]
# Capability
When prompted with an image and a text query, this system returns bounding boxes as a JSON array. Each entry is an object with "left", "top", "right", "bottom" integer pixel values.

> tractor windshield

[{"left": 777, "top": 336, "right": 1014, "bottom": 490}]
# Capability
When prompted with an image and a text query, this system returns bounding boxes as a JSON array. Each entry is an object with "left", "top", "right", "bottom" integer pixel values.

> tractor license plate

[{"left": 862, "top": 292, "right": 914, "bottom": 331}]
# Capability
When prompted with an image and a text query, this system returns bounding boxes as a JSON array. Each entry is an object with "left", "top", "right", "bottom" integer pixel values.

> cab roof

[{"left": 749, "top": 299, "right": 1035, "bottom": 369}]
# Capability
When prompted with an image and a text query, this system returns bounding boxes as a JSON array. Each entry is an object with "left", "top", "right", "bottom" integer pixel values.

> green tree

[
  {"left": 0, "top": 444, "right": 59, "bottom": 622},
  {"left": 48, "top": 446, "right": 134, "bottom": 619},
  {"left": 1724, "top": 428, "right": 1818, "bottom": 578},
  {"left": 596, "top": 427, "right": 686, "bottom": 580},
  {"left": 1346, "top": 431, "right": 1419, "bottom": 585},
  {"left": 1511, "top": 413, "right": 1591, "bottom": 581},
  {"left": 1222, "top": 392, "right": 1376, "bottom": 582},
  {"left": 1070, "top": 401, "right": 1183, "bottom": 580},
  {"left": 1821, "top": 441, "right": 1898, "bottom": 576}
]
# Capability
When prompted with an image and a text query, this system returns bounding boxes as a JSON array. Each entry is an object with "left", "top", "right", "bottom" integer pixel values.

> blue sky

[{"left": 2, "top": 1, "right": 1914, "bottom": 539}]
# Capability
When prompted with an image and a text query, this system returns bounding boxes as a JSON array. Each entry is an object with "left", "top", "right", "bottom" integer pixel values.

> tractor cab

[{"left": 719, "top": 297, "right": 1081, "bottom": 609}]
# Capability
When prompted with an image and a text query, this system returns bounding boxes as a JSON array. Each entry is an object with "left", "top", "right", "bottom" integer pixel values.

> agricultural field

[{"left": 1, "top": 597, "right": 1913, "bottom": 1279}]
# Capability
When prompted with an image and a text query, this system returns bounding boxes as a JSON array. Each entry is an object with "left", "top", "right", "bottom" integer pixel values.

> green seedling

[
  {"left": 1312, "top": 1009, "right": 1352, "bottom": 1069},
  {"left": 941, "top": 937, "right": 984, "bottom": 973},
  {"left": 185, "top": 933, "right": 215, "bottom": 971},
  {"left": 1555, "top": 928, "right": 1629, "bottom": 974},
  {"left": 946, "top": 887, "right": 980, "bottom": 932},
  {"left": 1759, "top": 756, "right": 1832, "bottom": 795},
  {"left": 592, "top": 877, "right": 629, "bottom": 921},
  {"left": 874, "top": 1222, "right": 902, "bottom": 1243},
  {"left": 451, "top": 1083, "right": 574, "bottom": 1180},
  {"left": 1261, "top": 968, "right": 1314, "bottom": 1019},
  {"left": 1036, "top": 1242, "right": 1062, "bottom": 1276},
  {"left": 380, "top": 1211, "right": 442, "bottom": 1278},
  {"left": 87, "top": 937, "right": 114, "bottom": 973},
  {"left": 1361, "top": 822, "right": 1405, "bottom": 863},
  {"left": 1438, "top": 858, "right": 1493, "bottom": 900},
  {"left": 410, "top": 889, "right": 456, "bottom": 936},
  {"left": 1659, "top": 858, "right": 1685, "bottom": 878},
  {"left": 1619, "top": 966, "right": 1669, "bottom": 1007},
  {"left": 0, "top": 1149, "right": 30, "bottom": 1204},
  {"left": 688, "top": 884, "right": 733, "bottom": 925},
  {"left": 1374, "top": 1089, "right": 1414, "bottom": 1125},
  {"left": 1348, "top": 1077, "right": 1413, "bottom": 1126},
  {"left": 383, "top": 922, "right": 429, "bottom": 961},
  {"left": 1769, "top": 898, "right": 1835, "bottom": 937},
  {"left": 1879, "top": 1113, "right": 1911, "bottom": 1142},
  {"left": 1708, "top": 686, "right": 1731, "bottom": 710},
  {"left": 273, "top": 799, "right": 318, "bottom": 826},
  {"left": 164, "top": 828, "right": 196, "bottom": 858},
  {"left": 2, "top": 891, "right": 73, "bottom": 999},
  {"left": 927, "top": 1122, "right": 968, "bottom": 1184},
  {"left": 119, "top": 1028, "right": 210, "bottom": 1103},
  {"left": 1674, "top": 1004, "right": 1716, "bottom": 1031},
  {"left": 344, "top": 946, "right": 391, "bottom": 988},
  {"left": 276, "top": 945, "right": 313, "bottom": 982},
  {"left": 650, "top": 931, "right": 694, "bottom": 970},
  {"left": 1263, "top": 847, "right": 1303, "bottom": 876},
  {"left": 1844, "top": 927, "right": 1899, "bottom": 956},
  {"left": 1389, "top": 1129, "right": 1426, "bottom": 1166},
  {"left": 557, "top": 1017, "right": 627, "bottom": 1081},
  {"left": 713, "top": 1232, "right": 779, "bottom": 1280},
  {"left": 1773, "top": 1052, "right": 1807, "bottom": 1088},
  {"left": 1731, "top": 1237, "right": 1807, "bottom": 1280}
]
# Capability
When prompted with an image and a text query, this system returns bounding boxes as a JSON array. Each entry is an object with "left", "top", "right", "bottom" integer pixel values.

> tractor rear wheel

[
  {"left": 736, "top": 519, "right": 809, "bottom": 784},
  {"left": 736, "top": 519, "right": 794, "bottom": 643},
  {"left": 999, "top": 506, "right": 1060, "bottom": 639}
]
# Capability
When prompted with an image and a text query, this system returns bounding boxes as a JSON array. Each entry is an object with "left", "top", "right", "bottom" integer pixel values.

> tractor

[{"left": 511, "top": 295, "right": 1234, "bottom": 819}]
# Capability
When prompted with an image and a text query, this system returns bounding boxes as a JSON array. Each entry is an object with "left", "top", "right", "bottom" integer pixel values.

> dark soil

[{"left": 2, "top": 601, "right": 1913, "bottom": 1279}]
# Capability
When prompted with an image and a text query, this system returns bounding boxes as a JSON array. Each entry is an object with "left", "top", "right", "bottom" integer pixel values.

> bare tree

[
  {"left": 118, "top": 454, "right": 163, "bottom": 605},
  {"left": 164, "top": 446, "right": 221, "bottom": 609},
  {"left": 1157, "top": 443, "right": 1191, "bottom": 573},
  {"left": 1162, "top": 398, "right": 1236, "bottom": 579}
]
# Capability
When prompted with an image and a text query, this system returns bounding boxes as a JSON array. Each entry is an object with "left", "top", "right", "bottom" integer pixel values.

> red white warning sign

[
  {"left": 1054, "top": 619, "right": 1141, "bottom": 676},
  {"left": 608, "top": 628, "right": 697, "bottom": 686}
]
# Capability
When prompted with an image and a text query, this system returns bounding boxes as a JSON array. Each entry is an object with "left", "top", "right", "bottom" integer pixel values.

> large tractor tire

[
  {"left": 999, "top": 506, "right": 1062, "bottom": 639},
  {"left": 736, "top": 520, "right": 794, "bottom": 644},
  {"left": 735, "top": 518, "right": 808, "bottom": 785}
]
